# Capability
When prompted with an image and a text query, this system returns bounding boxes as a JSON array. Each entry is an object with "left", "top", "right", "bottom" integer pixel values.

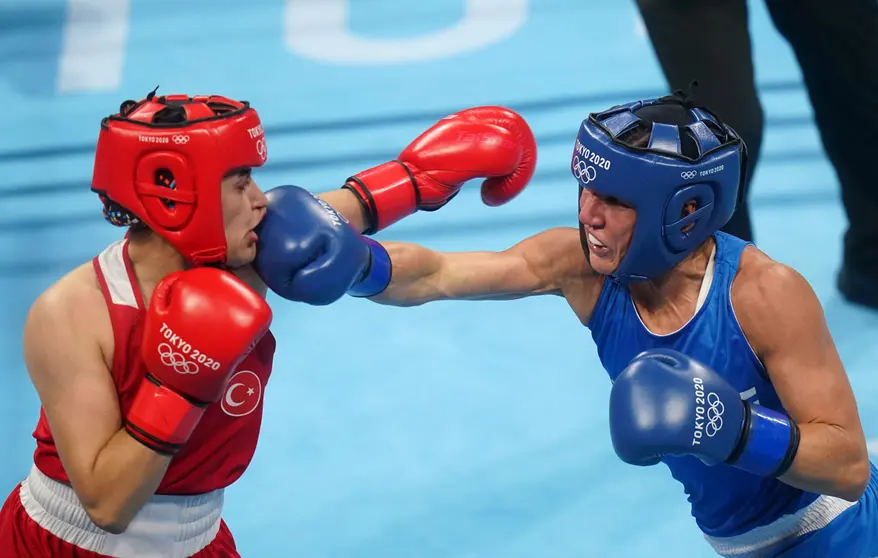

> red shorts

[{"left": 0, "top": 484, "right": 240, "bottom": 558}]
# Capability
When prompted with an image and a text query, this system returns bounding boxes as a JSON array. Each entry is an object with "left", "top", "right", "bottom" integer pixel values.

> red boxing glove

[
  {"left": 344, "top": 106, "right": 537, "bottom": 234},
  {"left": 125, "top": 268, "right": 272, "bottom": 455}
]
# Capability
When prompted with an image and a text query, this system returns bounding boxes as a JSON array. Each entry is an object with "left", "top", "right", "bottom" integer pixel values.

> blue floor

[{"left": 2, "top": 1, "right": 878, "bottom": 556}]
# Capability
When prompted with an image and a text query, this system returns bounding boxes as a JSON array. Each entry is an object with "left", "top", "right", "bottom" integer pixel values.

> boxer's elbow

[
  {"left": 821, "top": 440, "right": 870, "bottom": 502},
  {"left": 834, "top": 429, "right": 871, "bottom": 502},
  {"left": 76, "top": 479, "right": 139, "bottom": 534},
  {"left": 82, "top": 499, "right": 134, "bottom": 534},
  {"left": 88, "top": 512, "right": 130, "bottom": 535},
  {"left": 837, "top": 456, "right": 870, "bottom": 502}
]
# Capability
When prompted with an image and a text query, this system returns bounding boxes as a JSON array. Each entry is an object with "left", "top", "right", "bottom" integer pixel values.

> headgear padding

[
  {"left": 572, "top": 93, "right": 747, "bottom": 283},
  {"left": 91, "top": 92, "right": 268, "bottom": 266}
]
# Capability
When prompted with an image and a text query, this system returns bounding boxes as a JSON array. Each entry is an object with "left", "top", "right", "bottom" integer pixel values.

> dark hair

[
  {"left": 615, "top": 83, "right": 734, "bottom": 161},
  {"left": 618, "top": 104, "right": 700, "bottom": 159}
]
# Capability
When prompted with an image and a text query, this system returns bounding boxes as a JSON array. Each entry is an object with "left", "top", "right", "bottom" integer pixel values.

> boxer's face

[
  {"left": 221, "top": 168, "right": 268, "bottom": 268},
  {"left": 578, "top": 187, "right": 636, "bottom": 275}
]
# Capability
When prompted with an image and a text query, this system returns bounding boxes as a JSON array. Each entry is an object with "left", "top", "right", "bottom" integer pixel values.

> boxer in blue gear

[{"left": 356, "top": 89, "right": 878, "bottom": 556}]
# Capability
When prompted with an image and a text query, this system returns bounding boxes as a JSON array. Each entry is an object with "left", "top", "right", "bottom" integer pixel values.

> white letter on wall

[
  {"left": 57, "top": 0, "right": 130, "bottom": 93},
  {"left": 285, "top": 0, "right": 528, "bottom": 65}
]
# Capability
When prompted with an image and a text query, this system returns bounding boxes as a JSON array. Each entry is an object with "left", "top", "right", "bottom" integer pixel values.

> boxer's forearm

[
  {"left": 778, "top": 422, "right": 870, "bottom": 502},
  {"left": 80, "top": 428, "right": 171, "bottom": 533},
  {"left": 367, "top": 241, "right": 445, "bottom": 306},
  {"left": 367, "top": 241, "right": 550, "bottom": 306},
  {"left": 318, "top": 189, "right": 370, "bottom": 233}
]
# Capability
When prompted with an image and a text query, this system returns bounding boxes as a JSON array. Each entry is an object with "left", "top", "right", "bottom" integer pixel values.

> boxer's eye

[
  {"left": 601, "top": 195, "right": 630, "bottom": 208},
  {"left": 225, "top": 168, "right": 252, "bottom": 190},
  {"left": 225, "top": 167, "right": 251, "bottom": 179},
  {"left": 240, "top": 170, "right": 253, "bottom": 189}
]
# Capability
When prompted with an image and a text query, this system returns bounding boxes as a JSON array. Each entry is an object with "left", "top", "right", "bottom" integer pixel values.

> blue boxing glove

[
  {"left": 254, "top": 185, "right": 391, "bottom": 305},
  {"left": 609, "top": 349, "right": 800, "bottom": 478}
]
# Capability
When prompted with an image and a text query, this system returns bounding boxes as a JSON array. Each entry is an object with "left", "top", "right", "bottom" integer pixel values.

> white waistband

[
  {"left": 703, "top": 493, "right": 856, "bottom": 557},
  {"left": 19, "top": 465, "right": 224, "bottom": 558}
]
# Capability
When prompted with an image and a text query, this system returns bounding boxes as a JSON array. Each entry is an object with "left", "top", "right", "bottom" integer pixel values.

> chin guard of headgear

[
  {"left": 91, "top": 91, "right": 268, "bottom": 266},
  {"left": 572, "top": 90, "right": 747, "bottom": 283}
]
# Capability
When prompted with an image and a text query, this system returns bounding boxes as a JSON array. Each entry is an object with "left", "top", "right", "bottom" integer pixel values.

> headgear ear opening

[
  {"left": 154, "top": 169, "right": 177, "bottom": 210},
  {"left": 99, "top": 167, "right": 183, "bottom": 228}
]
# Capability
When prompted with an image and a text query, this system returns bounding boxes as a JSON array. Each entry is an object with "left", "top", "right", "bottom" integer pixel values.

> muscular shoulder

[
  {"left": 730, "top": 245, "right": 822, "bottom": 358},
  {"left": 25, "top": 263, "right": 114, "bottom": 370}
]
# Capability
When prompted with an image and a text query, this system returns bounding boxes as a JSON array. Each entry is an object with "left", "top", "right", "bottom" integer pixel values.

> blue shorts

[
  {"left": 775, "top": 463, "right": 878, "bottom": 557},
  {"left": 705, "top": 463, "right": 878, "bottom": 557}
]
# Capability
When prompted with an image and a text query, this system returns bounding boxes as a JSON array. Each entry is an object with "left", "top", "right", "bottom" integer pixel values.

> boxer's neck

[
  {"left": 628, "top": 237, "right": 716, "bottom": 333},
  {"left": 126, "top": 230, "right": 187, "bottom": 302}
]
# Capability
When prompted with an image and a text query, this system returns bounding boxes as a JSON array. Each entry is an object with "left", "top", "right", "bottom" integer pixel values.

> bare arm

[
  {"left": 318, "top": 188, "right": 370, "bottom": 233},
  {"left": 736, "top": 255, "right": 870, "bottom": 501},
  {"left": 24, "top": 275, "right": 171, "bottom": 533},
  {"left": 369, "top": 227, "right": 588, "bottom": 307}
]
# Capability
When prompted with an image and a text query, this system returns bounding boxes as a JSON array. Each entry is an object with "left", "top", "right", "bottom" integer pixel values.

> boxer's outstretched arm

[
  {"left": 735, "top": 256, "right": 870, "bottom": 501},
  {"left": 318, "top": 188, "right": 370, "bottom": 233},
  {"left": 368, "top": 227, "right": 589, "bottom": 306},
  {"left": 23, "top": 274, "right": 171, "bottom": 533}
]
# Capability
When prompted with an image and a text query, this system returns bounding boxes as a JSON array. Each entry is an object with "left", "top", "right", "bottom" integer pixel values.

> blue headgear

[{"left": 572, "top": 94, "right": 747, "bottom": 283}]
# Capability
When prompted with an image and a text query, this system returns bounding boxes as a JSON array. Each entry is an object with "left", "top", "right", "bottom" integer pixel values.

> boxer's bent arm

[
  {"left": 736, "top": 259, "right": 870, "bottom": 501},
  {"left": 23, "top": 283, "right": 171, "bottom": 533},
  {"left": 370, "top": 227, "right": 585, "bottom": 306}
]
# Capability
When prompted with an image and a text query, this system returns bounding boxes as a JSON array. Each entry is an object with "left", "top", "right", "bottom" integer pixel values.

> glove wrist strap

[
  {"left": 348, "top": 238, "right": 392, "bottom": 298},
  {"left": 726, "top": 404, "right": 800, "bottom": 478},
  {"left": 343, "top": 161, "right": 419, "bottom": 234},
  {"left": 125, "top": 375, "right": 206, "bottom": 456}
]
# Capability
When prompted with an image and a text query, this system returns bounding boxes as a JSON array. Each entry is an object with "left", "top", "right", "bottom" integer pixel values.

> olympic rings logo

[
  {"left": 172, "top": 135, "right": 190, "bottom": 145},
  {"left": 681, "top": 170, "right": 698, "bottom": 180},
  {"left": 572, "top": 156, "right": 597, "bottom": 184},
  {"left": 157, "top": 343, "right": 199, "bottom": 375},
  {"left": 256, "top": 138, "right": 267, "bottom": 161},
  {"left": 705, "top": 392, "right": 724, "bottom": 437}
]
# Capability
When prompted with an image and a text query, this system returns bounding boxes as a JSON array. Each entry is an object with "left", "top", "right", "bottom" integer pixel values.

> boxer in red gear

[{"left": 0, "top": 92, "right": 536, "bottom": 558}]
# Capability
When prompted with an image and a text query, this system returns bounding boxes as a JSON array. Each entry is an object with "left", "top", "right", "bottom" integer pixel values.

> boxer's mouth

[
  {"left": 587, "top": 232, "right": 606, "bottom": 248},
  {"left": 247, "top": 216, "right": 264, "bottom": 243},
  {"left": 586, "top": 231, "right": 610, "bottom": 257}
]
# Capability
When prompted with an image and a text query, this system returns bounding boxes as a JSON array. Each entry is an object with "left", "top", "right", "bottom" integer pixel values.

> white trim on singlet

[
  {"left": 694, "top": 243, "right": 716, "bottom": 313},
  {"left": 632, "top": 242, "right": 717, "bottom": 336},
  {"left": 97, "top": 239, "right": 138, "bottom": 308}
]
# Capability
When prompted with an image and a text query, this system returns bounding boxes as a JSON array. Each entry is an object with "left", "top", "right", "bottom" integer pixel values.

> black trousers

[{"left": 635, "top": 0, "right": 878, "bottom": 275}]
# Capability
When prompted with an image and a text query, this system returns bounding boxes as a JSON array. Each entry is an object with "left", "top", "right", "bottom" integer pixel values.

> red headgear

[{"left": 91, "top": 92, "right": 268, "bottom": 266}]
